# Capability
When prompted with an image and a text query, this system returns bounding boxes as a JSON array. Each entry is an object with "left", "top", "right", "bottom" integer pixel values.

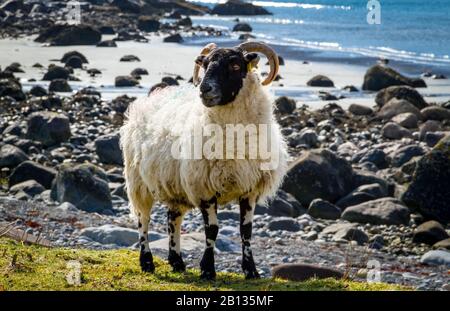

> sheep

[{"left": 120, "top": 41, "right": 288, "bottom": 280}]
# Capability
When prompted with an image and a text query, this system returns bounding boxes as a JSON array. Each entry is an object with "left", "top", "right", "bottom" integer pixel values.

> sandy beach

[{"left": 2, "top": 35, "right": 449, "bottom": 109}]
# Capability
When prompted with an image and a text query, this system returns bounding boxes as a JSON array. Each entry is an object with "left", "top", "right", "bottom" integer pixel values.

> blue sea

[{"left": 184, "top": 0, "right": 450, "bottom": 74}]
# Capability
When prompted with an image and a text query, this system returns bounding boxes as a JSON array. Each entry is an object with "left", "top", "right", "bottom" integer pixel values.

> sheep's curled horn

[{"left": 192, "top": 41, "right": 280, "bottom": 87}]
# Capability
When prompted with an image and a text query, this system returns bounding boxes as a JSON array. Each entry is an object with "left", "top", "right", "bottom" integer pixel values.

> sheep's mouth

[{"left": 201, "top": 94, "right": 221, "bottom": 107}]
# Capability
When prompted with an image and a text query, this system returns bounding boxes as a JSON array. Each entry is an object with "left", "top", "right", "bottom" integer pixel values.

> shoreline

[{"left": 1, "top": 35, "right": 449, "bottom": 110}]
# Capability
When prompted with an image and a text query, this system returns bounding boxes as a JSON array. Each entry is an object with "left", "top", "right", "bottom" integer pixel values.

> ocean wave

[
  {"left": 186, "top": 0, "right": 351, "bottom": 10},
  {"left": 191, "top": 15, "right": 304, "bottom": 25}
]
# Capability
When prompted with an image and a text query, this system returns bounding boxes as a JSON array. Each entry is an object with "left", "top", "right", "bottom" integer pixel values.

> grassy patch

[{"left": 0, "top": 238, "right": 406, "bottom": 291}]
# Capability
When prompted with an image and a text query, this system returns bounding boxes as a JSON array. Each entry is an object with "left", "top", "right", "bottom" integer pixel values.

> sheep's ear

[
  {"left": 195, "top": 55, "right": 205, "bottom": 65},
  {"left": 245, "top": 53, "right": 260, "bottom": 70}
]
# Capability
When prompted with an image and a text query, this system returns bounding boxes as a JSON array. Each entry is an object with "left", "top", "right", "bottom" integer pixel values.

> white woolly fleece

[{"left": 120, "top": 71, "right": 288, "bottom": 215}]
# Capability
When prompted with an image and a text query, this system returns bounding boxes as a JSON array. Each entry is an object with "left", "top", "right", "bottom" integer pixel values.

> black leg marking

[
  {"left": 138, "top": 213, "right": 154, "bottom": 273},
  {"left": 199, "top": 198, "right": 218, "bottom": 280},
  {"left": 168, "top": 209, "right": 186, "bottom": 272},
  {"left": 239, "top": 198, "right": 259, "bottom": 279}
]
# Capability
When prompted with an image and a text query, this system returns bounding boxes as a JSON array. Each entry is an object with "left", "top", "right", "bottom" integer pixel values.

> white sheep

[{"left": 120, "top": 42, "right": 288, "bottom": 279}]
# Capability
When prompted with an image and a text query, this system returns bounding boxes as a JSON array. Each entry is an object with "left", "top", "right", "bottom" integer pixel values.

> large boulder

[
  {"left": 115, "top": 75, "right": 139, "bottom": 87},
  {"left": 272, "top": 264, "right": 343, "bottom": 281},
  {"left": 48, "top": 79, "right": 72, "bottom": 92},
  {"left": 211, "top": 0, "right": 272, "bottom": 16},
  {"left": 232, "top": 23, "right": 252, "bottom": 32},
  {"left": 402, "top": 135, "right": 450, "bottom": 223},
  {"left": 51, "top": 163, "right": 113, "bottom": 214},
  {"left": 0, "top": 78, "right": 25, "bottom": 100},
  {"left": 375, "top": 85, "right": 427, "bottom": 109},
  {"left": 421, "top": 106, "right": 450, "bottom": 121},
  {"left": 163, "top": 33, "right": 183, "bottom": 43},
  {"left": 377, "top": 98, "right": 422, "bottom": 120},
  {"left": 256, "top": 189, "right": 306, "bottom": 217},
  {"left": 307, "top": 75, "right": 334, "bottom": 87},
  {"left": 362, "top": 65, "right": 426, "bottom": 91},
  {"left": 281, "top": 149, "right": 355, "bottom": 206},
  {"left": 137, "top": 16, "right": 160, "bottom": 32},
  {"left": 381, "top": 122, "right": 412, "bottom": 139},
  {"left": 341, "top": 198, "right": 410, "bottom": 225},
  {"left": 42, "top": 66, "right": 70, "bottom": 81},
  {"left": 0, "top": 144, "right": 28, "bottom": 168},
  {"left": 35, "top": 24, "right": 101, "bottom": 46},
  {"left": 94, "top": 133, "right": 123, "bottom": 165},
  {"left": 307, "top": 199, "right": 341, "bottom": 220},
  {"left": 9, "top": 161, "right": 57, "bottom": 189},
  {"left": 27, "top": 112, "right": 71, "bottom": 146},
  {"left": 420, "top": 250, "right": 450, "bottom": 266},
  {"left": 61, "top": 51, "right": 88, "bottom": 64},
  {"left": 274, "top": 96, "right": 296, "bottom": 114},
  {"left": 9, "top": 180, "right": 45, "bottom": 197},
  {"left": 413, "top": 220, "right": 448, "bottom": 245}
]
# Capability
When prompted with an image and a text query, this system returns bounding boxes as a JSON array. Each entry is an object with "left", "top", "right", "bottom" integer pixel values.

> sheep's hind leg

[
  {"left": 168, "top": 208, "right": 186, "bottom": 272},
  {"left": 239, "top": 198, "right": 260, "bottom": 279},
  {"left": 199, "top": 198, "right": 219, "bottom": 280},
  {"left": 138, "top": 211, "right": 155, "bottom": 273}
]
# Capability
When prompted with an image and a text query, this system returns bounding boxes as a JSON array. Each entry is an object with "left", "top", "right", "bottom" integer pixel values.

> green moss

[{"left": 0, "top": 238, "right": 406, "bottom": 291}]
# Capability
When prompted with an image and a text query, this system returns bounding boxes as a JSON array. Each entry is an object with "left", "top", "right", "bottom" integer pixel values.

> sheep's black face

[{"left": 196, "top": 48, "right": 258, "bottom": 107}]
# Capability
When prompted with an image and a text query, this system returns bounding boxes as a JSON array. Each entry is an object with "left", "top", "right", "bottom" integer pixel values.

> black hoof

[
  {"left": 168, "top": 251, "right": 186, "bottom": 272},
  {"left": 140, "top": 251, "right": 155, "bottom": 273},
  {"left": 244, "top": 269, "right": 260, "bottom": 279},
  {"left": 200, "top": 270, "right": 216, "bottom": 280}
]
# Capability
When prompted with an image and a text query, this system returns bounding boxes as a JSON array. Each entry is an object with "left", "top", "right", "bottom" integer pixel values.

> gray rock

[
  {"left": 378, "top": 98, "right": 422, "bottom": 120},
  {"left": 391, "top": 145, "right": 426, "bottom": 167},
  {"left": 272, "top": 263, "right": 343, "bottom": 281},
  {"left": 341, "top": 198, "right": 410, "bottom": 225},
  {"left": 348, "top": 104, "right": 373, "bottom": 116},
  {"left": 282, "top": 149, "right": 355, "bottom": 206},
  {"left": 425, "top": 131, "right": 446, "bottom": 147},
  {"left": 421, "top": 106, "right": 450, "bottom": 121},
  {"left": 307, "top": 75, "right": 334, "bottom": 87},
  {"left": 35, "top": 24, "right": 101, "bottom": 46},
  {"left": 375, "top": 85, "right": 427, "bottom": 109},
  {"left": 64, "top": 56, "right": 83, "bottom": 69},
  {"left": 51, "top": 163, "right": 113, "bottom": 214},
  {"left": 433, "top": 238, "right": 450, "bottom": 250},
  {"left": 61, "top": 51, "right": 88, "bottom": 64},
  {"left": 291, "top": 128, "right": 318, "bottom": 148},
  {"left": 137, "top": 16, "right": 160, "bottom": 32},
  {"left": 0, "top": 78, "right": 25, "bottom": 101},
  {"left": 420, "top": 250, "right": 450, "bottom": 266},
  {"left": 80, "top": 225, "right": 164, "bottom": 247},
  {"left": 256, "top": 189, "right": 306, "bottom": 217},
  {"left": 0, "top": 144, "right": 28, "bottom": 168},
  {"left": 29, "top": 85, "right": 48, "bottom": 97},
  {"left": 308, "top": 199, "right": 341, "bottom": 220},
  {"left": 115, "top": 75, "right": 139, "bottom": 87},
  {"left": 391, "top": 112, "right": 418, "bottom": 128},
  {"left": 274, "top": 96, "right": 296, "bottom": 114},
  {"left": 419, "top": 120, "right": 441, "bottom": 141},
  {"left": 163, "top": 33, "right": 183, "bottom": 43},
  {"left": 359, "top": 149, "right": 389, "bottom": 169},
  {"left": 332, "top": 227, "right": 368, "bottom": 245},
  {"left": 48, "top": 79, "right": 72, "bottom": 92},
  {"left": 9, "top": 180, "right": 45, "bottom": 197},
  {"left": 27, "top": 112, "right": 71, "bottom": 146},
  {"left": 368, "top": 234, "right": 385, "bottom": 249},
  {"left": 42, "top": 66, "right": 70, "bottom": 81},
  {"left": 9, "top": 161, "right": 57, "bottom": 189},
  {"left": 120, "top": 55, "right": 140, "bottom": 62},
  {"left": 381, "top": 122, "right": 412, "bottom": 139},
  {"left": 94, "top": 133, "right": 123, "bottom": 165},
  {"left": 402, "top": 134, "right": 450, "bottom": 223},
  {"left": 362, "top": 65, "right": 426, "bottom": 91},
  {"left": 232, "top": 23, "right": 252, "bottom": 32},
  {"left": 336, "top": 191, "right": 376, "bottom": 209},
  {"left": 268, "top": 217, "right": 301, "bottom": 232},
  {"left": 413, "top": 221, "right": 448, "bottom": 245}
]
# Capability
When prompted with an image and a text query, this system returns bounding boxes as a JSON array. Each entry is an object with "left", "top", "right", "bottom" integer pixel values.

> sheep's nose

[{"left": 200, "top": 83, "right": 213, "bottom": 94}]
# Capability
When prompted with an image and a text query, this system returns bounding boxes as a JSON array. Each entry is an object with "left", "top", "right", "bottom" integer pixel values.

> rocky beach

[{"left": 0, "top": 0, "right": 449, "bottom": 291}]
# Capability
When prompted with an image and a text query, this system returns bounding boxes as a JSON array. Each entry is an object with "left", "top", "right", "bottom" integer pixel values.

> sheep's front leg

[
  {"left": 168, "top": 209, "right": 186, "bottom": 272},
  {"left": 239, "top": 198, "right": 260, "bottom": 279},
  {"left": 138, "top": 212, "right": 155, "bottom": 273},
  {"left": 199, "top": 198, "right": 219, "bottom": 280}
]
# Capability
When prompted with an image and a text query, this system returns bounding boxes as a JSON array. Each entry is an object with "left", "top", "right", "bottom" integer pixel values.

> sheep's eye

[{"left": 230, "top": 64, "right": 240, "bottom": 71}]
